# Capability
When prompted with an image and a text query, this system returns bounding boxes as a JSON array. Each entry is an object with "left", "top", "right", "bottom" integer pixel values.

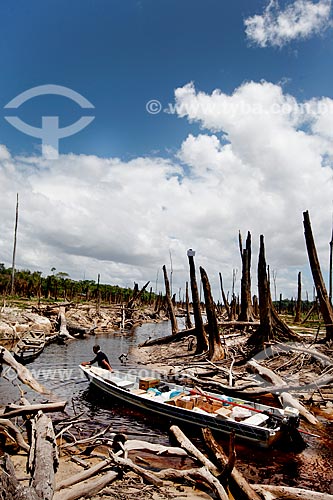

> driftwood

[
  {"left": 109, "top": 452, "right": 163, "bottom": 487},
  {"left": 138, "top": 325, "right": 204, "bottom": 347},
  {"left": 124, "top": 438, "right": 187, "bottom": 456},
  {"left": 0, "top": 454, "right": 39, "bottom": 500},
  {"left": 202, "top": 428, "right": 261, "bottom": 500},
  {"left": 253, "top": 484, "right": 333, "bottom": 499},
  {"left": 170, "top": 425, "right": 219, "bottom": 476},
  {"left": 0, "top": 347, "right": 49, "bottom": 394},
  {"left": 156, "top": 466, "right": 229, "bottom": 500},
  {"left": 0, "top": 418, "right": 30, "bottom": 452},
  {"left": 1, "top": 401, "right": 67, "bottom": 419},
  {"left": 53, "top": 471, "right": 119, "bottom": 500},
  {"left": 55, "top": 458, "right": 112, "bottom": 491},
  {"left": 28, "top": 411, "right": 59, "bottom": 500},
  {"left": 247, "top": 359, "right": 318, "bottom": 425},
  {"left": 58, "top": 307, "right": 76, "bottom": 340}
]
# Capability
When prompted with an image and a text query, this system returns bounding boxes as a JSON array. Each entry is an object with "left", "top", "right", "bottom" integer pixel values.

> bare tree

[
  {"left": 238, "top": 231, "right": 255, "bottom": 322},
  {"left": 200, "top": 266, "right": 224, "bottom": 361},
  {"left": 187, "top": 249, "right": 208, "bottom": 354},
  {"left": 248, "top": 235, "right": 297, "bottom": 349},
  {"left": 294, "top": 272, "right": 302, "bottom": 323},
  {"left": 303, "top": 210, "right": 333, "bottom": 341},
  {"left": 162, "top": 265, "right": 178, "bottom": 335}
]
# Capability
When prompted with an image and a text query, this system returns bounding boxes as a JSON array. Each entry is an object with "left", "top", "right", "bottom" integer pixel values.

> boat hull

[{"left": 80, "top": 366, "right": 283, "bottom": 448}]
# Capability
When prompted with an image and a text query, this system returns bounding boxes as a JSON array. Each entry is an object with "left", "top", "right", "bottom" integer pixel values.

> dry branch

[
  {"left": 0, "top": 347, "right": 49, "bottom": 394},
  {"left": 202, "top": 428, "right": 261, "bottom": 500},
  {"left": 53, "top": 471, "right": 118, "bottom": 500},
  {"left": 0, "top": 418, "right": 30, "bottom": 452}
]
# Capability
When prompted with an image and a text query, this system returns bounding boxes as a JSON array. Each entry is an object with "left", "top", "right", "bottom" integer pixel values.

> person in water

[{"left": 81, "top": 345, "right": 113, "bottom": 371}]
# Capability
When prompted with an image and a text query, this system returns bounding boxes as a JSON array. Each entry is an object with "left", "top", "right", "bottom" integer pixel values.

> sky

[{"left": 0, "top": 0, "right": 333, "bottom": 300}]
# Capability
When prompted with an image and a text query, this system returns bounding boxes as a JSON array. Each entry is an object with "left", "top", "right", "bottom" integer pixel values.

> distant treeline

[{"left": 0, "top": 263, "right": 154, "bottom": 304}]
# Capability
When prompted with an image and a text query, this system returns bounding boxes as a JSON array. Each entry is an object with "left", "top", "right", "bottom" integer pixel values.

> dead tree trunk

[
  {"left": 185, "top": 281, "right": 193, "bottom": 329},
  {"left": 294, "top": 272, "right": 302, "bottom": 323},
  {"left": 187, "top": 250, "right": 208, "bottom": 354},
  {"left": 200, "top": 267, "right": 224, "bottom": 361},
  {"left": 248, "top": 235, "right": 298, "bottom": 349},
  {"left": 10, "top": 193, "right": 19, "bottom": 296},
  {"left": 303, "top": 210, "right": 333, "bottom": 341},
  {"left": 162, "top": 265, "right": 178, "bottom": 335},
  {"left": 219, "top": 273, "right": 230, "bottom": 319},
  {"left": 126, "top": 281, "right": 150, "bottom": 319},
  {"left": 238, "top": 231, "right": 255, "bottom": 322}
]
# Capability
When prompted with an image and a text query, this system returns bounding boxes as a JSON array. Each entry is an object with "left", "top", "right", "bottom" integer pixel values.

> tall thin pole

[
  {"left": 10, "top": 193, "right": 19, "bottom": 296},
  {"left": 329, "top": 225, "right": 333, "bottom": 306}
]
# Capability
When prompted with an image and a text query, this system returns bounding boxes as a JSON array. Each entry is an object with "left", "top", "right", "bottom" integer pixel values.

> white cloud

[
  {"left": 0, "top": 80, "right": 332, "bottom": 300},
  {"left": 245, "top": 0, "right": 332, "bottom": 47}
]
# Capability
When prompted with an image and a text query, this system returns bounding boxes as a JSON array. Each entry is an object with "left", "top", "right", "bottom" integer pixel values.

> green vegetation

[{"left": 0, "top": 263, "right": 153, "bottom": 304}]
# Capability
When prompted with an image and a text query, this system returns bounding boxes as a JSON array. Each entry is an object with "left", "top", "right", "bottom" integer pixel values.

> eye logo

[{"left": 4, "top": 84, "right": 95, "bottom": 159}]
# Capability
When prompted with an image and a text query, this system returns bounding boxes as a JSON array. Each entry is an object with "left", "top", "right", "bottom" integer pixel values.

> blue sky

[
  {"left": 1, "top": 0, "right": 332, "bottom": 158},
  {"left": 0, "top": 0, "right": 333, "bottom": 298}
]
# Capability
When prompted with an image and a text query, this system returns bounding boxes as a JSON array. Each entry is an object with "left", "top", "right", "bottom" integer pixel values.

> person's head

[{"left": 93, "top": 345, "right": 100, "bottom": 354}]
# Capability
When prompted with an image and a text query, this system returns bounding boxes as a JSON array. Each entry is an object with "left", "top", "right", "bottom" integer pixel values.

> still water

[{"left": 1, "top": 320, "right": 179, "bottom": 441}]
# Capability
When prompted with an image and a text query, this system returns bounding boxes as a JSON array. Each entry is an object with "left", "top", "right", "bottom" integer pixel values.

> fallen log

[
  {"left": 138, "top": 326, "right": 203, "bottom": 347},
  {"left": 0, "top": 418, "right": 30, "bottom": 452},
  {"left": 1, "top": 401, "right": 67, "bottom": 419},
  {"left": 253, "top": 484, "right": 333, "bottom": 499},
  {"left": 247, "top": 359, "right": 319, "bottom": 424},
  {"left": 202, "top": 428, "right": 261, "bottom": 500},
  {"left": 170, "top": 425, "right": 219, "bottom": 476},
  {"left": 109, "top": 451, "right": 163, "bottom": 487},
  {"left": 55, "top": 458, "right": 112, "bottom": 491},
  {"left": 53, "top": 471, "right": 118, "bottom": 500},
  {"left": 279, "top": 392, "right": 318, "bottom": 426},
  {"left": 156, "top": 466, "right": 229, "bottom": 500},
  {"left": 28, "top": 411, "right": 59, "bottom": 500},
  {"left": 0, "top": 347, "right": 49, "bottom": 394},
  {"left": 124, "top": 438, "right": 187, "bottom": 456}
]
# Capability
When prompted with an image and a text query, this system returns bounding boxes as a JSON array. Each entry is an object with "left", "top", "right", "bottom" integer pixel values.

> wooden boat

[
  {"left": 80, "top": 365, "right": 300, "bottom": 448},
  {"left": 13, "top": 330, "right": 46, "bottom": 364}
]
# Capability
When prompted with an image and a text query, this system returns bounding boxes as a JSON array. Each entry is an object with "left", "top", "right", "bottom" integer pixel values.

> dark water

[{"left": 1, "top": 320, "right": 332, "bottom": 493}]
